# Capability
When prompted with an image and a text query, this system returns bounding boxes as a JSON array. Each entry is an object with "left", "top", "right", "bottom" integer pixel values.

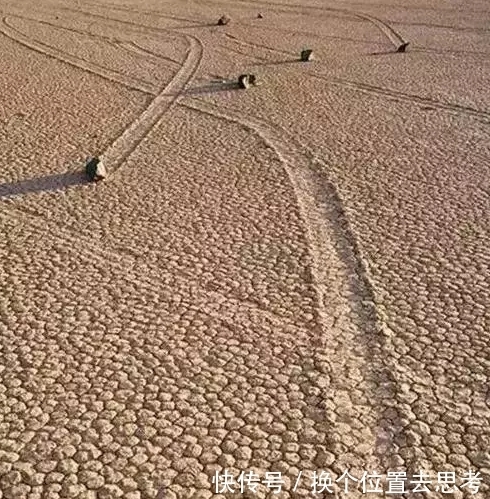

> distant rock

[
  {"left": 257, "top": 13, "right": 263, "bottom": 18},
  {"left": 217, "top": 15, "right": 230, "bottom": 26},
  {"left": 300, "top": 49, "right": 314, "bottom": 61},
  {"left": 238, "top": 74, "right": 256, "bottom": 89},
  {"left": 85, "top": 157, "right": 107, "bottom": 182},
  {"left": 397, "top": 42, "right": 409, "bottom": 53}
]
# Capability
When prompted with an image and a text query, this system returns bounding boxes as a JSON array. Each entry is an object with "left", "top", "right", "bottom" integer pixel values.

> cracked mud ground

[{"left": 0, "top": 0, "right": 489, "bottom": 497}]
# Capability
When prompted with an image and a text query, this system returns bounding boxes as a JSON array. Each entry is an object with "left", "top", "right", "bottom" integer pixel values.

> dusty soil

[{"left": 0, "top": 0, "right": 489, "bottom": 497}]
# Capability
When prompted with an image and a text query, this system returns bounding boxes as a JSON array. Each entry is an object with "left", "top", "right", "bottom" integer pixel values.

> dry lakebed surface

[{"left": 0, "top": 0, "right": 489, "bottom": 497}]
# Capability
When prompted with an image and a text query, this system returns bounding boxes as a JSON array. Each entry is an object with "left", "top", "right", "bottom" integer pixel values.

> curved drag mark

[
  {"left": 388, "top": 18, "right": 490, "bottom": 34},
  {"left": 346, "top": 10, "right": 405, "bottom": 47},
  {"left": 1, "top": 9, "right": 204, "bottom": 178},
  {"left": 85, "top": 0, "right": 204, "bottom": 26},
  {"left": 180, "top": 97, "right": 417, "bottom": 474},
  {"left": 117, "top": 40, "right": 181, "bottom": 66},
  {"left": 415, "top": 46, "right": 490, "bottom": 59},
  {"left": 0, "top": 15, "right": 157, "bottom": 95},
  {"left": 197, "top": 0, "right": 409, "bottom": 48},
  {"left": 25, "top": 12, "right": 185, "bottom": 67},
  {"left": 322, "top": 75, "right": 490, "bottom": 121},
  {"left": 57, "top": 5, "right": 189, "bottom": 37},
  {"left": 219, "top": 33, "right": 490, "bottom": 121},
  {"left": 101, "top": 35, "right": 203, "bottom": 174},
  {"left": 234, "top": 20, "right": 383, "bottom": 47}
]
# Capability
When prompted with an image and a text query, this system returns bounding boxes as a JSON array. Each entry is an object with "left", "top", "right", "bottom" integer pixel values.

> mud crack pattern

[{"left": 1, "top": 0, "right": 489, "bottom": 497}]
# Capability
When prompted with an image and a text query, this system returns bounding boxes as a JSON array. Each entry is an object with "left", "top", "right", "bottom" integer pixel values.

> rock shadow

[
  {"left": 0, "top": 171, "right": 89, "bottom": 200},
  {"left": 253, "top": 58, "right": 303, "bottom": 66},
  {"left": 179, "top": 80, "right": 243, "bottom": 96},
  {"left": 367, "top": 49, "right": 400, "bottom": 56}
]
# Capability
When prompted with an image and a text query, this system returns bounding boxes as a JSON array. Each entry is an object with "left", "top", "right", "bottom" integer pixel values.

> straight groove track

[
  {"left": 85, "top": 0, "right": 204, "bottom": 27},
  {"left": 14, "top": 12, "right": 181, "bottom": 67},
  {"left": 0, "top": 15, "right": 157, "bottom": 95},
  {"left": 219, "top": 33, "right": 490, "bottom": 121},
  {"left": 101, "top": 34, "right": 203, "bottom": 173},
  {"left": 117, "top": 40, "right": 181, "bottom": 66}
]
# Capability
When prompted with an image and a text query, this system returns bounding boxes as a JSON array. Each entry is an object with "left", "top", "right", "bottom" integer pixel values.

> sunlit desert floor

[{"left": 0, "top": 0, "right": 489, "bottom": 497}]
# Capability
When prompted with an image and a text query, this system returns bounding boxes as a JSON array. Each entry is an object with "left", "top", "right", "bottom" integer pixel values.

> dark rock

[
  {"left": 238, "top": 74, "right": 256, "bottom": 89},
  {"left": 397, "top": 42, "right": 409, "bottom": 53},
  {"left": 300, "top": 49, "right": 313, "bottom": 61},
  {"left": 85, "top": 157, "right": 107, "bottom": 182},
  {"left": 217, "top": 15, "right": 230, "bottom": 26},
  {"left": 257, "top": 13, "right": 263, "bottom": 18}
]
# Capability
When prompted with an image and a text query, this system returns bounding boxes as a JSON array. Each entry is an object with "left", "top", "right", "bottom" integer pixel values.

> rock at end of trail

[
  {"left": 85, "top": 157, "right": 107, "bottom": 182},
  {"left": 238, "top": 74, "right": 256, "bottom": 89},
  {"left": 300, "top": 49, "right": 314, "bottom": 61},
  {"left": 217, "top": 15, "right": 230, "bottom": 26},
  {"left": 397, "top": 42, "right": 409, "bottom": 53}
]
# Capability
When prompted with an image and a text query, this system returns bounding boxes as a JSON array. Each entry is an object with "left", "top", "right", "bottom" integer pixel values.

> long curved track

[{"left": 1, "top": 1, "right": 489, "bottom": 498}]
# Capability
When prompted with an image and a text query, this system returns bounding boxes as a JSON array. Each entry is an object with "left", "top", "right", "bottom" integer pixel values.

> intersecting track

[
  {"left": 219, "top": 32, "right": 490, "bottom": 122},
  {"left": 0, "top": 1, "right": 455, "bottom": 488},
  {"left": 101, "top": 34, "right": 203, "bottom": 173},
  {"left": 13, "top": 12, "right": 182, "bottom": 67},
  {"left": 1, "top": 7, "right": 204, "bottom": 175},
  {"left": 85, "top": 0, "right": 205, "bottom": 27},
  {"left": 117, "top": 40, "right": 181, "bottom": 66},
  {"left": 58, "top": 4, "right": 199, "bottom": 37},
  {"left": 196, "top": 0, "right": 409, "bottom": 49},
  {"left": 0, "top": 14, "right": 158, "bottom": 94},
  {"left": 85, "top": 0, "right": 490, "bottom": 59},
  {"left": 24, "top": 4, "right": 206, "bottom": 173}
]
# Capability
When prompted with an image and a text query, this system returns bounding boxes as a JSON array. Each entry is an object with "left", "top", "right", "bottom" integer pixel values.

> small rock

[
  {"left": 238, "top": 74, "right": 256, "bottom": 89},
  {"left": 85, "top": 157, "right": 107, "bottom": 182},
  {"left": 300, "top": 49, "right": 313, "bottom": 61},
  {"left": 217, "top": 15, "right": 230, "bottom": 26},
  {"left": 257, "top": 13, "right": 263, "bottom": 19},
  {"left": 397, "top": 41, "right": 409, "bottom": 53}
]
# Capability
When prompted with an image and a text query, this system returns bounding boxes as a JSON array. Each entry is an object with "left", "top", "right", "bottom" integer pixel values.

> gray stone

[
  {"left": 397, "top": 42, "right": 409, "bottom": 53},
  {"left": 85, "top": 157, "right": 107, "bottom": 182},
  {"left": 301, "top": 49, "right": 313, "bottom": 61},
  {"left": 217, "top": 15, "right": 230, "bottom": 26},
  {"left": 238, "top": 74, "right": 256, "bottom": 89}
]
